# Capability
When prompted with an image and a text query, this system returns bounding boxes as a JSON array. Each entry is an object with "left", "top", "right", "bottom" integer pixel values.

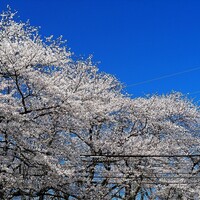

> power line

[
  {"left": 127, "top": 66, "right": 200, "bottom": 87},
  {"left": 90, "top": 176, "right": 200, "bottom": 179},
  {"left": 81, "top": 161, "right": 197, "bottom": 168},
  {"left": 188, "top": 90, "right": 200, "bottom": 96},
  {"left": 89, "top": 181, "right": 200, "bottom": 185},
  {"left": 81, "top": 154, "right": 200, "bottom": 158}
]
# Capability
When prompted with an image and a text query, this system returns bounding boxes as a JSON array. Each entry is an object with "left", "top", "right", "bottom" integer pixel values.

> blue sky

[{"left": 1, "top": 0, "right": 200, "bottom": 100}]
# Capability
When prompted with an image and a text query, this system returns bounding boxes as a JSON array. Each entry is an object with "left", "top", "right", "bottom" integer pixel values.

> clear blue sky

[{"left": 1, "top": 0, "right": 200, "bottom": 100}]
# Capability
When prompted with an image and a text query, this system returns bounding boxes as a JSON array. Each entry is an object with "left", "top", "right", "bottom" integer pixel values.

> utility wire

[
  {"left": 82, "top": 174, "right": 200, "bottom": 179},
  {"left": 81, "top": 154, "right": 200, "bottom": 158},
  {"left": 90, "top": 181, "right": 200, "bottom": 185},
  {"left": 81, "top": 161, "right": 198, "bottom": 167},
  {"left": 188, "top": 90, "right": 200, "bottom": 96},
  {"left": 127, "top": 66, "right": 200, "bottom": 87}
]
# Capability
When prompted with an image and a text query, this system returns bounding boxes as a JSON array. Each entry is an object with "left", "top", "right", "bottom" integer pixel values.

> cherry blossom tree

[{"left": 0, "top": 7, "right": 200, "bottom": 200}]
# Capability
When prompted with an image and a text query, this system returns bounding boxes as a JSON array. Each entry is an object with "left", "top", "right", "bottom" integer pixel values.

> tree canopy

[{"left": 0, "top": 8, "right": 200, "bottom": 200}]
